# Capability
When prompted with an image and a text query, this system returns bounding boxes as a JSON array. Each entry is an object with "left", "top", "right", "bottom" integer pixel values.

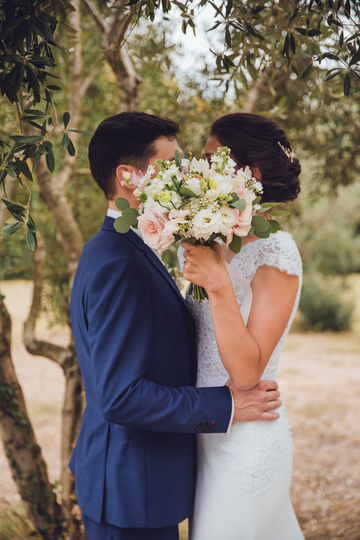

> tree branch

[
  {"left": 79, "top": 69, "right": 100, "bottom": 101},
  {"left": 82, "top": 0, "right": 140, "bottom": 111},
  {"left": 81, "top": 0, "right": 107, "bottom": 33},
  {"left": 23, "top": 234, "right": 70, "bottom": 368}
]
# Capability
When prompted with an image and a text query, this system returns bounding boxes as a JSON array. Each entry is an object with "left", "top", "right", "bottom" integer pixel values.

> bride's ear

[{"left": 250, "top": 166, "right": 262, "bottom": 180}]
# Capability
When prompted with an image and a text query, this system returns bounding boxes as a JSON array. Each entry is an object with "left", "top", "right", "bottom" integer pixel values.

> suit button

[
  {"left": 210, "top": 425, "right": 216, "bottom": 432},
  {"left": 202, "top": 425, "right": 209, "bottom": 432},
  {"left": 196, "top": 425, "right": 203, "bottom": 433}
]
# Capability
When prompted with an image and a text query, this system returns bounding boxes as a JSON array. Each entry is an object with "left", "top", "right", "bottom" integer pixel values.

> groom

[{"left": 69, "top": 111, "right": 281, "bottom": 540}]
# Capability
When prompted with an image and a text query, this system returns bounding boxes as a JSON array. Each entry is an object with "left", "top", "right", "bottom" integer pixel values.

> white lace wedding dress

[{"left": 178, "top": 231, "right": 305, "bottom": 540}]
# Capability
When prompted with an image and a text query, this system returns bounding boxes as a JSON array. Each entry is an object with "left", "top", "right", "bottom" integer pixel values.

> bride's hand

[{"left": 181, "top": 241, "right": 232, "bottom": 295}]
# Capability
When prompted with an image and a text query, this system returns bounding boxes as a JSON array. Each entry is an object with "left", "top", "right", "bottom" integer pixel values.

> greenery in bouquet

[{"left": 114, "top": 147, "right": 289, "bottom": 300}]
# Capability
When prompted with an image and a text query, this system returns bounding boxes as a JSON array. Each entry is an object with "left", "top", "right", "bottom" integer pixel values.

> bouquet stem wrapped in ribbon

[{"left": 114, "top": 147, "right": 289, "bottom": 300}]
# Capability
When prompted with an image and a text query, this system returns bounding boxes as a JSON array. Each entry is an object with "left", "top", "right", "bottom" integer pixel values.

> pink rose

[
  {"left": 232, "top": 203, "right": 252, "bottom": 237},
  {"left": 138, "top": 213, "right": 174, "bottom": 252}
]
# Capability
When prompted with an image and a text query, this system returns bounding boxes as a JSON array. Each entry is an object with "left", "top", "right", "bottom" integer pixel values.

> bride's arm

[{"left": 182, "top": 242, "right": 299, "bottom": 390}]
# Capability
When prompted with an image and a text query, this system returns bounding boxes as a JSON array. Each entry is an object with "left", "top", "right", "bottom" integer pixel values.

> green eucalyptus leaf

[
  {"left": 229, "top": 192, "right": 239, "bottom": 203},
  {"left": 252, "top": 215, "right": 271, "bottom": 232},
  {"left": 252, "top": 196, "right": 261, "bottom": 206},
  {"left": 113, "top": 216, "right": 130, "bottom": 234},
  {"left": 229, "top": 234, "right": 242, "bottom": 254},
  {"left": 269, "top": 210, "right": 290, "bottom": 216},
  {"left": 254, "top": 230, "right": 271, "bottom": 239},
  {"left": 122, "top": 208, "right": 139, "bottom": 226},
  {"left": 115, "top": 198, "right": 130, "bottom": 211},
  {"left": 174, "top": 149, "right": 185, "bottom": 168},
  {"left": 269, "top": 220, "right": 281, "bottom": 233},
  {"left": 180, "top": 186, "right": 198, "bottom": 198},
  {"left": 231, "top": 198, "right": 246, "bottom": 211},
  {"left": 261, "top": 202, "right": 280, "bottom": 208}
]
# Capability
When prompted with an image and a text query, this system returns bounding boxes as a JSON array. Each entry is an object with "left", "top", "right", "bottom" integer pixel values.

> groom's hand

[{"left": 227, "top": 380, "right": 282, "bottom": 422}]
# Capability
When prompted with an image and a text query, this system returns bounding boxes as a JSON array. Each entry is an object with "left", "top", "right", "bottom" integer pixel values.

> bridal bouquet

[{"left": 114, "top": 147, "right": 288, "bottom": 300}]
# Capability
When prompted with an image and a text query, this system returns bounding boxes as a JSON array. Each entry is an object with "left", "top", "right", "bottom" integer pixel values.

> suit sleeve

[{"left": 87, "top": 256, "right": 232, "bottom": 434}]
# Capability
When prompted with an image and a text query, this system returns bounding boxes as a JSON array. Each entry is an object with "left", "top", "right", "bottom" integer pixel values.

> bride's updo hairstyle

[{"left": 210, "top": 113, "right": 301, "bottom": 203}]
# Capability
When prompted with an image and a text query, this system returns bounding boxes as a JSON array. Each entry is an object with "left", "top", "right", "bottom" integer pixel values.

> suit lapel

[{"left": 102, "top": 217, "right": 188, "bottom": 308}]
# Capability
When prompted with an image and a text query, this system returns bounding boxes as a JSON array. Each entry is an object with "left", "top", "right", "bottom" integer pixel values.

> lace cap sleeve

[
  {"left": 253, "top": 231, "right": 302, "bottom": 278},
  {"left": 177, "top": 244, "right": 186, "bottom": 272}
]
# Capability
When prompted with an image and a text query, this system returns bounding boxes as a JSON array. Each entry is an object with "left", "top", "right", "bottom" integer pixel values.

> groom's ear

[{"left": 115, "top": 164, "right": 137, "bottom": 191}]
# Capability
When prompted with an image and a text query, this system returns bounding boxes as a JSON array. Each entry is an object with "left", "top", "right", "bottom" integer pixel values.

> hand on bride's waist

[{"left": 226, "top": 378, "right": 282, "bottom": 423}]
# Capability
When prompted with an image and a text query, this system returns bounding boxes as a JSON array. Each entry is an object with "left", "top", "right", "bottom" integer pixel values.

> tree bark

[
  {"left": 82, "top": 0, "right": 141, "bottom": 111},
  {"left": 23, "top": 1, "right": 88, "bottom": 537},
  {"left": 0, "top": 298, "right": 64, "bottom": 540}
]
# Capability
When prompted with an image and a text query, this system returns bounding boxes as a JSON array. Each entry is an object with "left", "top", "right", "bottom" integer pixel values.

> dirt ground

[{"left": 0, "top": 279, "right": 360, "bottom": 539}]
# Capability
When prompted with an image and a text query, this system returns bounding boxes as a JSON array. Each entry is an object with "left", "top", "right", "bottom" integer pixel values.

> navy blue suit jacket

[{"left": 69, "top": 216, "right": 232, "bottom": 529}]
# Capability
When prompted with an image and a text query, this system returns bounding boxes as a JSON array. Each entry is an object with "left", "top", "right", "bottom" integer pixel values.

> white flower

[
  {"left": 134, "top": 188, "right": 142, "bottom": 198},
  {"left": 206, "top": 189, "right": 218, "bottom": 201},
  {"left": 181, "top": 158, "right": 190, "bottom": 171},
  {"left": 191, "top": 208, "right": 223, "bottom": 240},
  {"left": 185, "top": 176, "right": 203, "bottom": 197},
  {"left": 189, "top": 158, "right": 212, "bottom": 176},
  {"left": 219, "top": 207, "right": 237, "bottom": 235},
  {"left": 254, "top": 181, "right": 263, "bottom": 193},
  {"left": 164, "top": 209, "right": 190, "bottom": 234},
  {"left": 143, "top": 198, "right": 168, "bottom": 215},
  {"left": 171, "top": 192, "right": 182, "bottom": 207}
]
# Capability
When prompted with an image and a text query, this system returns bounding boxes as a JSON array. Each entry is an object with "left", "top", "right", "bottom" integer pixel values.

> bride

[{"left": 179, "top": 113, "right": 305, "bottom": 540}]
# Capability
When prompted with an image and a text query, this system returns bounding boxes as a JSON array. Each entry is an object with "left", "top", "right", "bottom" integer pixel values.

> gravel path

[{"left": 1, "top": 280, "right": 359, "bottom": 539}]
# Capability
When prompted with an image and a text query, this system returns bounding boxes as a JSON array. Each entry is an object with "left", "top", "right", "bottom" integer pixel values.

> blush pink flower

[
  {"left": 232, "top": 203, "right": 252, "bottom": 237},
  {"left": 138, "top": 213, "right": 174, "bottom": 252}
]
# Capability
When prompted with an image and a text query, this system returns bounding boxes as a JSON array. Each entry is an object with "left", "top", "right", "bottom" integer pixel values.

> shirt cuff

[{"left": 226, "top": 390, "right": 235, "bottom": 433}]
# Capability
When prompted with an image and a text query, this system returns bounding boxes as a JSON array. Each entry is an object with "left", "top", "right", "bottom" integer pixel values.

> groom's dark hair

[{"left": 89, "top": 111, "right": 179, "bottom": 199}]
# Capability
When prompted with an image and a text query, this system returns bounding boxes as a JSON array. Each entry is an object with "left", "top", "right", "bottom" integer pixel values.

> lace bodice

[{"left": 178, "top": 231, "right": 303, "bottom": 496}]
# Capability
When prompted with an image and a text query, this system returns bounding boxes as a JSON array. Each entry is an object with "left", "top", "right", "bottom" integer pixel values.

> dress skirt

[{"left": 189, "top": 431, "right": 304, "bottom": 540}]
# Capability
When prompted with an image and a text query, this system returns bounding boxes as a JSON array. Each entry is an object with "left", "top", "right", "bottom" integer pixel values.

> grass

[{"left": 0, "top": 508, "right": 36, "bottom": 540}]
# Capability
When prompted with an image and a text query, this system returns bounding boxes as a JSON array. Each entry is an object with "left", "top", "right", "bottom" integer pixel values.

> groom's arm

[{"left": 87, "top": 256, "right": 232, "bottom": 433}]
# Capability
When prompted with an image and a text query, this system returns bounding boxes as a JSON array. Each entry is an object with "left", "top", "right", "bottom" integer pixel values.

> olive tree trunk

[{"left": 0, "top": 297, "right": 64, "bottom": 539}]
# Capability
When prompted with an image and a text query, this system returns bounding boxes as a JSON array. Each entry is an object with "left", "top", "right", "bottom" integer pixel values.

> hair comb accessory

[{"left": 278, "top": 141, "right": 295, "bottom": 163}]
